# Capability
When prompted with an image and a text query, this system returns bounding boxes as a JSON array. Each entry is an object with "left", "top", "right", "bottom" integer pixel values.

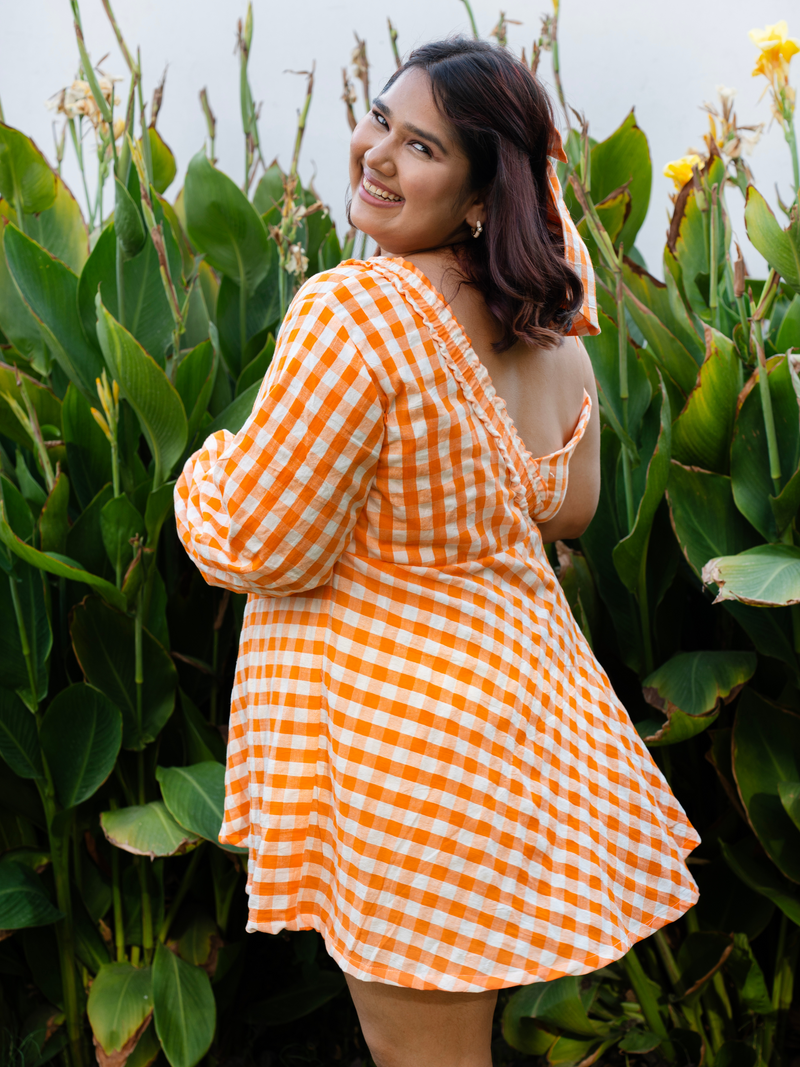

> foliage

[{"left": 0, "top": 2, "right": 799, "bottom": 1067}]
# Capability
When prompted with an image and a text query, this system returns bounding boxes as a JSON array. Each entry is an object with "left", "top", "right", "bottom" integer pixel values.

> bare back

[{"left": 403, "top": 251, "right": 601, "bottom": 541}]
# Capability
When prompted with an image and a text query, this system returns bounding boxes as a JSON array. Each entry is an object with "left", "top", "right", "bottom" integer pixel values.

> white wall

[{"left": 1, "top": 0, "right": 793, "bottom": 280}]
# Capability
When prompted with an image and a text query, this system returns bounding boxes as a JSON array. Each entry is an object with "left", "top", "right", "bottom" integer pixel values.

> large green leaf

[
  {"left": 101, "top": 801, "right": 201, "bottom": 859},
  {"left": 203, "top": 381, "right": 259, "bottom": 438},
  {"left": 727, "top": 933, "right": 773, "bottom": 1016},
  {"left": 669, "top": 156, "right": 728, "bottom": 318},
  {"left": 622, "top": 257, "right": 704, "bottom": 363},
  {"left": 579, "top": 110, "right": 651, "bottom": 252},
  {"left": 126, "top": 1021, "right": 161, "bottom": 1067},
  {"left": 0, "top": 501, "right": 126, "bottom": 611},
  {"left": 96, "top": 298, "right": 188, "bottom": 487},
  {"left": 152, "top": 941, "right": 216, "bottom": 1067},
  {"left": 62, "top": 383, "right": 113, "bottom": 511},
  {"left": 66, "top": 484, "right": 114, "bottom": 580},
  {"left": 579, "top": 429, "right": 642, "bottom": 672},
  {"left": 145, "top": 127, "right": 177, "bottom": 195},
  {"left": 624, "top": 287, "right": 698, "bottom": 395},
  {"left": 157, "top": 762, "right": 246, "bottom": 854},
  {"left": 0, "top": 858, "right": 61, "bottom": 928},
  {"left": 0, "top": 686, "right": 43, "bottom": 779},
  {"left": 100, "top": 494, "right": 144, "bottom": 576},
  {"left": 175, "top": 340, "right": 217, "bottom": 443},
  {"left": 114, "top": 176, "right": 146, "bottom": 259},
  {"left": 17, "top": 174, "right": 88, "bottom": 273},
  {"left": 87, "top": 962, "right": 153, "bottom": 1056},
  {"left": 582, "top": 309, "right": 651, "bottom": 445},
  {"left": 0, "top": 220, "right": 48, "bottom": 368},
  {"left": 667, "top": 464, "right": 759, "bottom": 578},
  {"left": 70, "top": 597, "right": 177, "bottom": 750},
  {"left": 731, "top": 356, "right": 800, "bottom": 541},
  {"left": 216, "top": 249, "right": 280, "bottom": 378},
  {"left": 639, "top": 651, "right": 755, "bottom": 746},
  {"left": 672, "top": 328, "right": 741, "bottom": 474},
  {"left": 0, "top": 124, "right": 56, "bottom": 215},
  {"left": 38, "top": 470, "right": 70, "bottom": 554},
  {"left": 499, "top": 975, "right": 608, "bottom": 1040},
  {"left": 721, "top": 837, "right": 800, "bottom": 925},
  {"left": 3, "top": 223, "right": 104, "bottom": 395},
  {"left": 245, "top": 970, "right": 347, "bottom": 1027},
  {"left": 732, "top": 688, "right": 800, "bottom": 883},
  {"left": 77, "top": 223, "right": 176, "bottom": 364},
  {"left": 613, "top": 379, "right": 671, "bottom": 591},
  {"left": 0, "top": 362, "right": 62, "bottom": 455},
  {"left": 184, "top": 149, "right": 271, "bottom": 295},
  {"left": 39, "top": 684, "right": 122, "bottom": 808},
  {"left": 0, "top": 561, "right": 51, "bottom": 706},
  {"left": 703, "top": 544, "right": 800, "bottom": 607},
  {"left": 744, "top": 185, "right": 800, "bottom": 293}
]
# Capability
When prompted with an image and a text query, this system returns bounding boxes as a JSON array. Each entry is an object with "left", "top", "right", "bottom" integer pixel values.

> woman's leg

[{"left": 345, "top": 974, "right": 498, "bottom": 1067}]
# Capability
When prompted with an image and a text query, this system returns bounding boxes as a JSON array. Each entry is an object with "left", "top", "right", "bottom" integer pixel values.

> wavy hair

[{"left": 380, "top": 37, "right": 583, "bottom": 352}]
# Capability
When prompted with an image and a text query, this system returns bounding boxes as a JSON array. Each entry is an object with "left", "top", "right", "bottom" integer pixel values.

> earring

[{"left": 471, "top": 220, "right": 483, "bottom": 238}]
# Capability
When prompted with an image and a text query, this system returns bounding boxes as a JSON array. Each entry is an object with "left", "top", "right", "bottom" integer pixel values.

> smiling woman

[{"left": 175, "top": 34, "right": 699, "bottom": 1067}]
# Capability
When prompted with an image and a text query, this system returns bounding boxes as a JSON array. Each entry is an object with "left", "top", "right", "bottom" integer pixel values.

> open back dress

[{"left": 174, "top": 155, "right": 700, "bottom": 993}]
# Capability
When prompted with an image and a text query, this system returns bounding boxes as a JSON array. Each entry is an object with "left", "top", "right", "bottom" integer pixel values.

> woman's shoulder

[{"left": 290, "top": 258, "right": 406, "bottom": 317}]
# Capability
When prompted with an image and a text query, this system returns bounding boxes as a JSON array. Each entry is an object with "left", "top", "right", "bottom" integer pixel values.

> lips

[{"left": 359, "top": 170, "right": 404, "bottom": 206}]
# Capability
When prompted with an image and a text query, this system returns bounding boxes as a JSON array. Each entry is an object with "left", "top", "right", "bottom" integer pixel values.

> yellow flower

[
  {"left": 749, "top": 21, "right": 799, "bottom": 86},
  {"left": 663, "top": 154, "right": 702, "bottom": 191}
]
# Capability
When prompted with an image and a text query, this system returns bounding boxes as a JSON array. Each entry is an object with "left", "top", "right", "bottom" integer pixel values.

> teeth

[{"left": 363, "top": 177, "right": 403, "bottom": 202}]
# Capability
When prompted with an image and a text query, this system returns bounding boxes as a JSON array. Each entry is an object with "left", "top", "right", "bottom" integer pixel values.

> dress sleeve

[{"left": 173, "top": 291, "right": 386, "bottom": 597}]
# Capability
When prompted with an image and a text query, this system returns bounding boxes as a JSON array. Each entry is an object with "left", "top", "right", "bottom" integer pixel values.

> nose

[{"left": 364, "top": 138, "right": 397, "bottom": 177}]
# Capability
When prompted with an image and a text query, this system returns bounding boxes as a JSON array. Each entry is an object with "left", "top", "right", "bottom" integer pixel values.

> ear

[{"left": 465, "top": 193, "right": 486, "bottom": 231}]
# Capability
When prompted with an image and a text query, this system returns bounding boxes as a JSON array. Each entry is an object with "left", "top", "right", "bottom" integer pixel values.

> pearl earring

[{"left": 471, "top": 220, "right": 483, "bottom": 238}]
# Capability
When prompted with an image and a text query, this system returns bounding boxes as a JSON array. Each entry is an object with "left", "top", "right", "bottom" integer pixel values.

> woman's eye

[
  {"left": 411, "top": 142, "right": 431, "bottom": 156},
  {"left": 373, "top": 111, "right": 388, "bottom": 128}
]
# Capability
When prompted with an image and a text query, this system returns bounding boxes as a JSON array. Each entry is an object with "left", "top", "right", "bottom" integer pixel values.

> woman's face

[{"left": 348, "top": 67, "right": 484, "bottom": 257}]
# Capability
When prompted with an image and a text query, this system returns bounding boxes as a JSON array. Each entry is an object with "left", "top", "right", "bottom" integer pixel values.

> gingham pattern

[{"left": 174, "top": 257, "right": 699, "bottom": 993}]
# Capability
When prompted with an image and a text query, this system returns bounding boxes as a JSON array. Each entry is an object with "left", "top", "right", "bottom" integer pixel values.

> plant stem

[
  {"left": 137, "top": 856, "right": 154, "bottom": 966},
  {"left": 752, "top": 320, "right": 782, "bottom": 497},
  {"left": 459, "top": 0, "right": 479, "bottom": 38},
  {"left": 622, "top": 947, "right": 675, "bottom": 1061},
  {"left": 387, "top": 18, "right": 401, "bottom": 69},
  {"left": 109, "top": 799, "right": 126, "bottom": 962},
  {"left": 115, "top": 238, "right": 125, "bottom": 328},
  {"left": 785, "top": 114, "right": 800, "bottom": 194},
  {"left": 68, "top": 118, "right": 94, "bottom": 229},
  {"left": 157, "top": 843, "right": 205, "bottom": 943},
  {"left": 709, "top": 185, "right": 719, "bottom": 327},
  {"left": 653, "top": 930, "right": 681, "bottom": 991},
  {"left": 290, "top": 65, "right": 315, "bottom": 181},
  {"left": 8, "top": 574, "right": 38, "bottom": 707}
]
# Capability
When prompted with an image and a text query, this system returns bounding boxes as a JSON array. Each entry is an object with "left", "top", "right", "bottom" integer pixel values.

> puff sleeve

[{"left": 173, "top": 289, "right": 386, "bottom": 597}]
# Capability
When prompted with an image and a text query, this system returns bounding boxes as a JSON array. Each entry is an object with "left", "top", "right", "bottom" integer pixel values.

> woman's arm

[
  {"left": 174, "top": 292, "right": 386, "bottom": 596},
  {"left": 537, "top": 339, "right": 600, "bottom": 544}
]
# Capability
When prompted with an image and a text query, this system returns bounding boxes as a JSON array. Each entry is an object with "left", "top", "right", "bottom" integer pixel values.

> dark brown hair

[{"left": 381, "top": 37, "right": 583, "bottom": 352}]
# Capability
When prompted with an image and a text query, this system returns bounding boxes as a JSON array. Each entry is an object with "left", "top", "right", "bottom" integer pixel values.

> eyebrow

[{"left": 372, "top": 98, "right": 449, "bottom": 155}]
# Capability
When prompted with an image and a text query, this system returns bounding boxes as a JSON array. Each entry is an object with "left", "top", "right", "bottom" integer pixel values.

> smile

[{"left": 360, "top": 175, "right": 404, "bottom": 204}]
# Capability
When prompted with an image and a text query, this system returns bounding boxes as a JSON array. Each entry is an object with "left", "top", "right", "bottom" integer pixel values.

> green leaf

[
  {"left": 721, "top": 837, "right": 800, "bottom": 925},
  {"left": 502, "top": 992, "right": 557, "bottom": 1055},
  {"left": 184, "top": 149, "right": 271, "bottom": 295},
  {"left": 724, "top": 601, "right": 798, "bottom": 674},
  {"left": 236, "top": 333, "right": 275, "bottom": 397},
  {"left": 744, "top": 185, "right": 800, "bottom": 292},
  {"left": 253, "top": 163, "right": 285, "bottom": 217},
  {"left": 19, "top": 173, "right": 88, "bottom": 274},
  {"left": 177, "top": 912, "right": 218, "bottom": 966},
  {"left": 670, "top": 157, "right": 728, "bottom": 318},
  {"left": 732, "top": 688, "right": 800, "bottom": 882},
  {"left": 3, "top": 224, "right": 104, "bottom": 395},
  {"left": 672, "top": 328, "right": 741, "bottom": 474},
  {"left": 703, "top": 543, "right": 800, "bottom": 607},
  {"left": 586, "top": 110, "right": 651, "bottom": 252},
  {"left": 776, "top": 294, "right": 800, "bottom": 353},
  {"left": 152, "top": 940, "right": 216, "bottom": 1067},
  {"left": 0, "top": 362, "right": 62, "bottom": 455},
  {"left": 101, "top": 802, "right": 201, "bottom": 859},
  {"left": 500, "top": 974, "right": 607, "bottom": 1039},
  {"left": 216, "top": 252, "right": 280, "bottom": 378},
  {"left": 0, "top": 501, "right": 127, "bottom": 611},
  {"left": 715, "top": 1041, "right": 759, "bottom": 1067},
  {"left": 624, "top": 288, "right": 698, "bottom": 394},
  {"left": 100, "top": 494, "right": 144, "bottom": 576},
  {"left": 726, "top": 933, "right": 773, "bottom": 1015},
  {"left": 72, "top": 890, "right": 111, "bottom": 974},
  {"left": 62, "top": 384, "right": 113, "bottom": 510},
  {"left": 677, "top": 931, "right": 733, "bottom": 1005},
  {"left": 613, "top": 379, "right": 671, "bottom": 591},
  {"left": 623, "top": 259, "right": 704, "bottom": 365},
  {"left": 0, "top": 858, "right": 61, "bottom": 928},
  {"left": 114, "top": 177, "right": 146, "bottom": 259},
  {"left": 39, "top": 684, "right": 122, "bottom": 808},
  {"left": 70, "top": 597, "right": 177, "bottom": 750},
  {"left": 0, "top": 212, "right": 48, "bottom": 368},
  {"left": 204, "top": 381, "right": 259, "bottom": 437},
  {"left": 0, "top": 124, "right": 56, "bottom": 215},
  {"left": 618, "top": 1031, "right": 661, "bottom": 1053},
  {"left": 579, "top": 428, "right": 642, "bottom": 673},
  {"left": 77, "top": 223, "right": 176, "bottom": 364},
  {"left": 178, "top": 690, "right": 225, "bottom": 765},
  {"left": 126, "top": 1021, "right": 160, "bottom": 1067},
  {"left": 667, "top": 464, "right": 759, "bottom": 579},
  {"left": 731, "top": 356, "right": 800, "bottom": 541},
  {"left": 0, "top": 686, "right": 43, "bottom": 779},
  {"left": 578, "top": 188, "right": 630, "bottom": 260},
  {"left": 38, "top": 471, "right": 70, "bottom": 555},
  {"left": 66, "top": 484, "right": 114, "bottom": 579},
  {"left": 87, "top": 962, "right": 153, "bottom": 1056},
  {"left": 582, "top": 309, "right": 651, "bottom": 444},
  {"left": 778, "top": 780, "right": 800, "bottom": 833},
  {"left": 0, "top": 561, "right": 51, "bottom": 705},
  {"left": 157, "top": 762, "right": 246, "bottom": 854},
  {"left": 144, "top": 128, "right": 177, "bottom": 196},
  {"left": 1, "top": 475, "right": 34, "bottom": 542},
  {"left": 144, "top": 481, "right": 175, "bottom": 548},
  {"left": 640, "top": 651, "right": 756, "bottom": 746},
  {"left": 175, "top": 340, "right": 217, "bottom": 442},
  {"left": 96, "top": 297, "right": 188, "bottom": 487}
]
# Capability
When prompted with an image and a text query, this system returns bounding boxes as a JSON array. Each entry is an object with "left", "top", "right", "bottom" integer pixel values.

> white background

[{"left": 1, "top": 0, "right": 794, "bottom": 279}]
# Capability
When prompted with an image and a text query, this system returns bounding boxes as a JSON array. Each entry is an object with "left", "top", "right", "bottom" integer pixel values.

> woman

[{"left": 175, "top": 37, "right": 699, "bottom": 1067}]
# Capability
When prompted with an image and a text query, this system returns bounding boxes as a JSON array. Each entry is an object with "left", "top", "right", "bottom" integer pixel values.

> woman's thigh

[{"left": 345, "top": 973, "right": 498, "bottom": 1067}]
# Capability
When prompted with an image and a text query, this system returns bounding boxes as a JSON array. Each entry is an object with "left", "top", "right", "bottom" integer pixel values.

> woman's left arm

[{"left": 174, "top": 292, "right": 386, "bottom": 597}]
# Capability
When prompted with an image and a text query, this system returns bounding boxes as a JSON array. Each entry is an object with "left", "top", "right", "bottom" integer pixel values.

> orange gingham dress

[{"left": 174, "top": 154, "right": 700, "bottom": 993}]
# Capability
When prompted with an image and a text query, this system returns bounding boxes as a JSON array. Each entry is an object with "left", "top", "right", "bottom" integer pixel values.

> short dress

[{"left": 174, "top": 248, "right": 700, "bottom": 992}]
